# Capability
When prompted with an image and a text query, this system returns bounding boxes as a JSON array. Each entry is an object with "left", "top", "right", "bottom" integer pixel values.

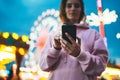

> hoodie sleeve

[
  {"left": 39, "top": 33, "right": 61, "bottom": 71},
  {"left": 77, "top": 31, "right": 108, "bottom": 76}
]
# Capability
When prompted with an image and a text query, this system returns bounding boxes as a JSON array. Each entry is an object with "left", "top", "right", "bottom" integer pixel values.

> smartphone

[{"left": 62, "top": 24, "right": 76, "bottom": 44}]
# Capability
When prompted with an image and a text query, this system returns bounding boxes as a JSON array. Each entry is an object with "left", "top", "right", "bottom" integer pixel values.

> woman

[{"left": 39, "top": 0, "right": 108, "bottom": 80}]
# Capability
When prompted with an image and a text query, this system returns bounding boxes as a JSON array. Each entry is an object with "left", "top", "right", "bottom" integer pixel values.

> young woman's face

[{"left": 65, "top": 0, "right": 81, "bottom": 23}]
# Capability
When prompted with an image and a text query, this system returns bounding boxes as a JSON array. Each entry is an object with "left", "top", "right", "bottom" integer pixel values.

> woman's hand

[
  {"left": 53, "top": 34, "right": 62, "bottom": 50},
  {"left": 61, "top": 33, "right": 81, "bottom": 57}
]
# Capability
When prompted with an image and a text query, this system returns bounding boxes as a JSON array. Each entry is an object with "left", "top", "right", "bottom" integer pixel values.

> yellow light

[
  {"left": 18, "top": 48, "right": 25, "bottom": 55},
  {"left": 40, "top": 76, "right": 47, "bottom": 80},
  {"left": 5, "top": 46, "right": 13, "bottom": 52},
  {"left": 21, "top": 35, "right": 29, "bottom": 42},
  {"left": 0, "top": 45, "right": 16, "bottom": 54},
  {"left": 0, "top": 51, "right": 15, "bottom": 65},
  {"left": 101, "top": 67, "right": 120, "bottom": 80},
  {"left": 12, "top": 33, "right": 19, "bottom": 40},
  {"left": 11, "top": 46, "right": 16, "bottom": 54},
  {"left": 0, "top": 65, "right": 6, "bottom": 70},
  {"left": 0, "top": 44, "right": 6, "bottom": 51},
  {"left": 2, "top": 32, "right": 9, "bottom": 39},
  {"left": 0, "top": 59, "right": 14, "bottom": 65}
]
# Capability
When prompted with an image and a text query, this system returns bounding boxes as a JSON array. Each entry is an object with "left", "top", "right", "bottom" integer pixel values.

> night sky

[{"left": 0, "top": 0, "right": 120, "bottom": 63}]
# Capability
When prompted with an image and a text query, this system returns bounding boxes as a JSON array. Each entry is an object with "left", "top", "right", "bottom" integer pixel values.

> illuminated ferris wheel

[
  {"left": 29, "top": 9, "right": 61, "bottom": 52},
  {"left": 23, "top": 9, "right": 61, "bottom": 68}
]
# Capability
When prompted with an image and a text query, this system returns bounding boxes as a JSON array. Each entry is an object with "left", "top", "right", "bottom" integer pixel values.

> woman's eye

[
  {"left": 66, "top": 4, "right": 72, "bottom": 8},
  {"left": 75, "top": 4, "right": 80, "bottom": 8},
  {"left": 66, "top": 3, "right": 80, "bottom": 8}
]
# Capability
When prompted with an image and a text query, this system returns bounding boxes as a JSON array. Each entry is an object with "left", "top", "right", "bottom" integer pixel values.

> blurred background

[{"left": 0, "top": 0, "right": 120, "bottom": 80}]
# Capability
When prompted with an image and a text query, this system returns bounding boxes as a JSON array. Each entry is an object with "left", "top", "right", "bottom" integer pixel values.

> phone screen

[{"left": 62, "top": 24, "right": 76, "bottom": 44}]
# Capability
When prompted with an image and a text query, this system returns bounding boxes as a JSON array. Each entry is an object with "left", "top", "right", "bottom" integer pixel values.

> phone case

[{"left": 62, "top": 24, "right": 76, "bottom": 44}]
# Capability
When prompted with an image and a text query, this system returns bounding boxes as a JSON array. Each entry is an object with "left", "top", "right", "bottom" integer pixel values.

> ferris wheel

[
  {"left": 29, "top": 9, "right": 61, "bottom": 52},
  {"left": 22, "top": 9, "right": 61, "bottom": 68}
]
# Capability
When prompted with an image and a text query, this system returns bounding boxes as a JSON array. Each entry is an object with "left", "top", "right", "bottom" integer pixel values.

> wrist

[{"left": 53, "top": 45, "right": 61, "bottom": 50}]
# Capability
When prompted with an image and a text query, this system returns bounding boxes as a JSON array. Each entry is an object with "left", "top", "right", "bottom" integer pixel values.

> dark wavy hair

[{"left": 59, "top": 0, "right": 86, "bottom": 24}]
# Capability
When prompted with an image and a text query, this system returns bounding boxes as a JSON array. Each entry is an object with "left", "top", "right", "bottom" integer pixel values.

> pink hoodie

[{"left": 39, "top": 23, "right": 108, "bottom": 80}]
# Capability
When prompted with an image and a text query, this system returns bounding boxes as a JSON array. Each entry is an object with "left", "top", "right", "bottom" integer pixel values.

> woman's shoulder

[{"left": 88, "top": 28, "right": 99, "bottom": 33}]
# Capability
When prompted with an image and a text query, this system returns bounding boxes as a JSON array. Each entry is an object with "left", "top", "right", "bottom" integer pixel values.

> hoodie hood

[{"left": 75, "top": 23, "right": 90, "bottom": 29}]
